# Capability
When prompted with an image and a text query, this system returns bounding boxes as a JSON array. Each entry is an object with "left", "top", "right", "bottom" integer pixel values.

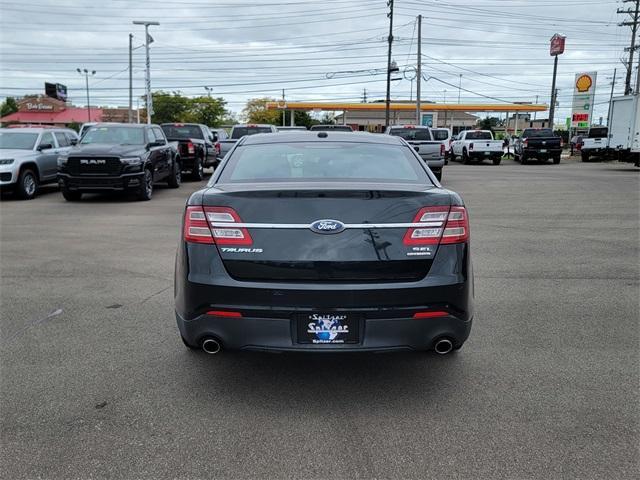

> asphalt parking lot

[{"left": 1, "top": 158, "right": 638, "bottom": 479}]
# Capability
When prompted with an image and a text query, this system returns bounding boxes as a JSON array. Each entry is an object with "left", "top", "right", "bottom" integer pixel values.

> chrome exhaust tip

[
  {"left": 434, "top": 338, "right": 454, "bottom": 355},
  {"left": 202, "top": 337, "right": 222, "bottom": 354}
]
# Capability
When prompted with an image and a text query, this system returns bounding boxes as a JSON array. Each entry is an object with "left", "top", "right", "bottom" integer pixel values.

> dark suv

[{"left": 57, "top": 123, "right": 181, "bottom": 201}]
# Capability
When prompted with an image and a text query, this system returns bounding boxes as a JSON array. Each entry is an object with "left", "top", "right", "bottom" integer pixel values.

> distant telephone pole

[
  {"left": 607, "top": 68, "right": 617, "bottom": 126},
  {"left": 619, "top": 0, "right": 640, "bottom": 94},
  {"left": 282, "top": 89, "right": 285, "bottom": 126},
  {"left": 128, "top": 33, "right": 133, "bottom": 123},
  {"left": 415, "top": 14, "right": 422, "bottom": 124},
  {"left": 362, "top": 88, "right": 368, "bottom": 103},
  {"left": 384, "top": 0, "right": 395, "bottom": 128}
]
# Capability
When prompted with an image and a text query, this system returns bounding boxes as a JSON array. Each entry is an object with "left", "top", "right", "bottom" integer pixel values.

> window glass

[
  {"left": 152, "top": 128, "right": 166, "bottom": 144},
  {"left": 464, "top": 131, "right": 493, "bottom": 140},
  {"left": 0, "top": 132, "right": 39, "bottom": 149},
  {"left": 40, "top": 132, "right": 55, "bottom": 148},
  {"left": 219, "top": 142, "right": 431, "bottom": 184},
  {"left": 55, "top": 132, "right": 69, "bottom": 147},
  {"left": 160, "top": 124, "right": 203, "bottom": 140},
  {"left": 81, "top": 126, "right": 146, "bottom": 145},
  {"left": 388, "top": 128, "right": 432, "bottom": 141},
  {"left": 231, "top": 127, "right": 273, "bottom": 139}
]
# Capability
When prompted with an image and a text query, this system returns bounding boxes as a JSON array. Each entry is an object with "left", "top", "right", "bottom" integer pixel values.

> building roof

[{"left": 0, "top": 108, "right": 103, "bottom": 124}]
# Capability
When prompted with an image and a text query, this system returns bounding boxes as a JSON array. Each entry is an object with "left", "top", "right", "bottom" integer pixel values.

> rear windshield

[
  {"left": 309, "top": 125, "right": 353, "bottom": 132},
  {"left": 523, "top": 129, "right": 554, "bottom": 138},
  {"left": 388, "top": 128, "right": 432, "bottom": 141},
  {"left": 231, "top": 127, "right": 273, "bottom": 139},
  {"left": 588, "top": 127, "right": 608, "bottom": 138},
  {"left": 81, "top": 126, "right": 145, "bottom": 145},
  {"left": 464, "top": 131, "right": 492, "bottom": 140},
  {"left": 218, "top": 142, "right": 430, "bottom": 184},
  {"left": 431, "top": 129, "right": 449, "bottom": 141},
  {"left": 161, "top": 124, "right": 203, "bottom": 140}
]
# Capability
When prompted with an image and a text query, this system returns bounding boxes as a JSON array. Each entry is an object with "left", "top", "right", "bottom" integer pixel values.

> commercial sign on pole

[
  {"left": 550, "top": 34, "right": 566, "bottom": 56},
  {"left": 571, "top": 72, "right": 597, "bottom": 129}
]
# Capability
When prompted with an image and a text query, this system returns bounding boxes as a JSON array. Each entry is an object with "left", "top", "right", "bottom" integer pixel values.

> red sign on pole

[{"left": 550, "top": 34, "right": 566, "bottom": 56}]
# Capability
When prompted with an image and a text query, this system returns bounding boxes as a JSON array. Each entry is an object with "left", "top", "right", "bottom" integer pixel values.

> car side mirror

[
  {"left": 70, "top": 139, "right": 78, "bottom": 146},
  {"left": 147, "top": 141, "right": 161, "bottom": 149},
  {"left": 37, "top": 143, "right": 53, "bottom": 151},
  {"left": 413, "top": 146, "right": 420, "bottom": 152}
]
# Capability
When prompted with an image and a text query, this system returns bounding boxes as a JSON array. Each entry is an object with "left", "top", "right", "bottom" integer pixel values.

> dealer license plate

[{"left": 297, "top": 313, "right": 360, "bottom": 344}]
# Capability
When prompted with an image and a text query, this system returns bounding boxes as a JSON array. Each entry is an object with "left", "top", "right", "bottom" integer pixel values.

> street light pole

[
  {"left": 384, "top": 0, "right": 395, "bottom": 128},
  {"left": 76, "top": 68, "right": 96, "bottom": 123},
  {"left": 129, "top": 33, "right": 133, "bottom": 123},
  {"left": 133, "top": 20, "right": 159, "bottom": 124}
]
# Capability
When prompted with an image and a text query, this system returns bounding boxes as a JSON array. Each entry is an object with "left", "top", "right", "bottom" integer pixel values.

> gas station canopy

[{"left": 265, "top": 102, "right": 548, "bottom": 112}]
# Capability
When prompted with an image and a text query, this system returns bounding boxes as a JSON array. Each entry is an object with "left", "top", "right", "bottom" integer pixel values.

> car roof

[
  {"left": 89, "top": 122, "right": 148, "bottom": 128},
  {"left": 0, "top": 127, "right": 73, "bottom": 133},
  {"left": 240, "top": 131, "right": 404, "bottom": 145}
]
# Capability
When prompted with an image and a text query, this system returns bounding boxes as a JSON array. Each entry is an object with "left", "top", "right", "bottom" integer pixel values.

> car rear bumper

[
  {"left": 176, "top": 309, "right": 472, "bottom": 352},
  {"left": 523, "top": 148, "right": 562, "bottom": 157},
  {"left": 421, "top": 158, "right": 445, "bottom": 170},
  {"left": 175, "top": 242, "right": 474, "bottom": 352},
  {"left": 57, "top": 172, "right": 144, "bottom": 192},
  {"left": 468, "top": 151, "right": 502, "bottom": 159}
]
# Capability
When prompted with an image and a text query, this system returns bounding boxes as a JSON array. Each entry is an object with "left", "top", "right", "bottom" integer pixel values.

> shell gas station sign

[{"left": 571, "top": 72, "right": 597, "bottom": 129}]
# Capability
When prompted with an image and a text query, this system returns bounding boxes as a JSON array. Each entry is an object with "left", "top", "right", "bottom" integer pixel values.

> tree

[
  {"left": 185, "top": 96, "right": 227, "bottom": 126},
  {"left": 477, "top": 116, "right": 499, "bottom": 131},
  {"left": 150, "top": 91, "right": 191, "bottom": 124},
  {"left": 242, "top": 97, "right": 282, "bottom": 125},
  {"left": 1, "top": 97, "right": 18, "bottom": 118}
]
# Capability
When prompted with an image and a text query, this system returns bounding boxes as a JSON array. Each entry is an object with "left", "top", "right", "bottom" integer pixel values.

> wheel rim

[
  {"left": 23, "top": 173, "right": 36, "bottom": 196},
  {"left": 145, "top": 171, "right": 153, "bottom": 196}
]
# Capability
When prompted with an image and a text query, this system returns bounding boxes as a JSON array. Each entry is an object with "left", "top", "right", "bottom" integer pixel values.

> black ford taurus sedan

[{"left": 174, "top": 131, "right": 473, "bottom": 355}]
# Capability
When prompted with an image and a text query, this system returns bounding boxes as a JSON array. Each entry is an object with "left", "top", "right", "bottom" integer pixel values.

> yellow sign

[{"left": 576, "top": 74, "right": 593, "bottom": 93}]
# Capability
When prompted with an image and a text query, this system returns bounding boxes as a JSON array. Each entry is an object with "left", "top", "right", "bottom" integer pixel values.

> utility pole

[
  {"left": 128, "top": 33, "right": 133, "bottom": 123},
  {"left": 362, "top": 88, "right": 368, "bottom": 103},
  {"left": 133, "top": 20, "right": 159, "bottom": 124},
  {"left": 608, "top": 68, "right": 617, "bottom": 126},
  {"left": 76, "top": 68, "right": 96, "bottom": 123},
  {"left": 282, "top": 89, "right": 285, "bottom": 126},
  {"left": 458, "top": 74, "right": 462, "bottom": 103},
  {"left": 384, "top": 0, "right": 395, "bottom": 128},
  {"left": 619, "top": 0, "right": 640, "bottom": 94},
  {"left": 533, "top": 95, "right": 539, "bottom": 120},
  {"left": 416, "top": 14, "right": 422, "bottom": 125}
]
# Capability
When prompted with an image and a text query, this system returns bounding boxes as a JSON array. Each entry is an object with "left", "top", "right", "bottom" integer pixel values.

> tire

[
  {"left": 462, "top": 149, "right": 470, "bottom": 165},
  {"left": 449, "top": 148, "right": 456, "bottom": 161},
  {"left": 521, "top": 153, "right": 528, "bottom": 165},
  {"left": 167, "top": 159, "right": 181, "bottom": 188},
  {"left": 492, "top": 157, "right": 502, "bottom": 165},
  {"left": 553, "top": 155, "right": 561, "bottom": 164},
  {"left": 62, "top": 189, "right": 82, "bottom": 201},
  {"left": 16, "top": 168, "right": 38, "bottom": 200},
  {"left": 581, "top": 152, "right": 589, "bottom": 162},
  {"left": 434, "top": 169, "right": 442, "bottom": 181},
  {"left": 137, "top": 168, "right": 153, "bottom": 201},
  {"left": 191, "top": 157, "right": 204, "bottom": 181}
]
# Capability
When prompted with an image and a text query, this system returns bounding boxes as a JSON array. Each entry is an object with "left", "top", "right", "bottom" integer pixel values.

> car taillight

[
  {"left": 440, "top": 143, "right": 445, "bottom": 156},
  {"left": 187, "top": 141, "right": 195, "bottom": 155},
  {"left": 469, "top": 142, "right": 474, "bottom": 151},
  {"left": 523, "top": 139, "right": 528, "bottom": 148},
  {"left": 183, "top": 206, "right": 253, "bottom": 245},
  {"left": 560, "top": 138, "right": 564, "bottom": 148},
  {"left": 214, "top": 142, "right": 221, "bottom": 156},
  {"left": 403, "top": 206, "right": 469, "bottom": 246}
]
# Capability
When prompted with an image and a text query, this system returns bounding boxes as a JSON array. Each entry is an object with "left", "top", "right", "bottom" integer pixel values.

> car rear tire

[
  {"left": 581, "top": 152, "right": 589, "bottom": 162},
  {"left": 492, "top": 157, "right": 502, "bottom": 165},
  {"left": 137, "top": 168, "right": 153, "bottom": 201},
  {"left": 433, "top": 169, "right": 442, "bottom": 181},
  {"left": 462, "top": 149, "right": 470, "bottom": 164},
  {"left": 553, "top": 155, "right": 561, "bottom": 164},
  {"left": 62, "top": 189, "right": 82, "bottom": 201},
  {"left": 521, "top": 153, "right": 528, "bottom": 165},
  {"left": 449, "top": 148, "right": 456, "bottom": 161},
  {"left": 192, "top": 157, "right": 204, "bottom": 181},
  {"left": 16, "top": 168, "right": 38, "bottom": 200},
  {"left": 167, "top": 159, "right": 181, "bottom": 188}
]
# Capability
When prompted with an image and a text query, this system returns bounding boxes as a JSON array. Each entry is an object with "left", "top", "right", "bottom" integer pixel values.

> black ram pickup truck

[
  {"left": 514, "top": 128, "right": 563, "bottom": 164},
  {"left": 160, "top": 123, "right": 217, "bottom": 180},
  {"left": 57, "top": 123, "right": 181, "bottom": 201}
]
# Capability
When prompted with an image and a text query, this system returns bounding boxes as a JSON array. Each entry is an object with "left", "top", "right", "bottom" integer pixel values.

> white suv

[{"left": 0, "top": 127, "right": 79, "bottom": 199}]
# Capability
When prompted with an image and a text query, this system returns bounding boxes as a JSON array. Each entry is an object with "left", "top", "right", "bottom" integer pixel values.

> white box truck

[{"left": 608, "top": 95, "right": 640, "bottom": 166}]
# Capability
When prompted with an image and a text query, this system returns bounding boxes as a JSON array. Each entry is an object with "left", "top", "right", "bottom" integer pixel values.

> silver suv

[{"left": 0, "top": 127, "right": 79, "bottom": 199}]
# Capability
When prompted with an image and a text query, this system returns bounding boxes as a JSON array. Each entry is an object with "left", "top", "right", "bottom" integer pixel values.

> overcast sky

[{"left": 0, "top": 0, "right": 630, "bottom": 123}]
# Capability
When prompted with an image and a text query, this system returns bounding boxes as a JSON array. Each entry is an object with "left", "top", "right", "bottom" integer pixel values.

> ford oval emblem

[{"left": 310, "top": 219, "right": 346, "bottom": 234}]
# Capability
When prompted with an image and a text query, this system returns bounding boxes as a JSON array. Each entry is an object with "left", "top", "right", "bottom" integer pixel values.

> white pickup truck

[
  {"left": 450, "top": 130, "right": 503, "bottom": 165},
  {"left": 385, "top": 125, "right": 445, "bottom": 180},
  {"left": 580, "top": 126, "right": 608, "bottom": 162}
]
